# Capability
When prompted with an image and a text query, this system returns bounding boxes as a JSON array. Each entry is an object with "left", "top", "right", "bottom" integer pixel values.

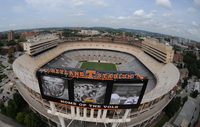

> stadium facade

[{"left": 13, "top": 40, "right": 180, "bottom": 127}]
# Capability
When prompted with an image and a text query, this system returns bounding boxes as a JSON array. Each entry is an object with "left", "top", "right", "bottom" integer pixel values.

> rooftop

[
  {"left": 26, "top": 34, "right": 58, "bottom": 44},
  {"left": 173, "top": 97, "right": 200, "bottom": 127}
]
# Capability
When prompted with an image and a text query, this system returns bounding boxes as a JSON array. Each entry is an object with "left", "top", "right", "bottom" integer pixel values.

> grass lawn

[{"left": 80, "top": 62, "right": 117, "bottom": 71}]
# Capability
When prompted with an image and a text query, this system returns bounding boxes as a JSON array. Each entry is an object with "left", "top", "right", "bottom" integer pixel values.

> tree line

[
  {"left": 183, "top": 52, "right": 200, "bottom": 78},
  {"left": 0, "top": 92, "right": 47, "bottom": 127}
]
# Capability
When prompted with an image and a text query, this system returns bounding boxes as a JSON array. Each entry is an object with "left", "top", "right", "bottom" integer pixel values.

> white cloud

[
  {"left": 194, "top": 0, "right": 200, "bottom": 6},
  {"left": 72, "top": 0, "right": 84, "bottom": 6},
  {"left": 25, "top": 0, "right": 107, "bottom": 9},
  {"left": 187, "top": 28, "right": 199, "bottom": 36},
  {"left": 133, "top": 9, "right": 155, "bottom": 19},
  {"left": 25, "top": 0, "right": 67, "bottom": 10},
  {"left": 192, "top": 21, "right": 199, "bottom": 27},
  {"left": 116, "top": 16, "right": 131, "bottom": 20},
  {"left": 13, "top": 6, "right": 24, "bottom": 13},
  {"left": 162, "top": 12, "right": 172, "bottom": 17},
  {"left": 71, "top": 0, "right": 107, "bottom": 7},
  {"left": 100, "top": 13, "right": 200, "bottom": 41},
  {"left": 133, "top": 9, "right": 145, "bottom": 16},
  {"left": 9, "top": 24, "right": 16, "bottom": 27},
  {"left": 161, "top": 24, "right": 170, "bottom": 29},
  {"left": 146, "top": 12, "right": 154, "bottom": 18},
  {"left": 71, "top": 10, "right": 85, "bottom": 16},
  {"left": 117, "top": 16, "right": 126, "bottom": 20},
  {"left": 156, "top": 0, "right": 172, "bottom": 9},
  {"left": 187, "top": 7, "right": 196, "bottom": 13},
  {"left": 89, "top": 0, "right": 107, "bottom": 6},
  {"left": 0, "top": 17, "right": 7, "bottom": 21},
  {"left": 8, "top": 24, "right": 17, "bottom": 30}
]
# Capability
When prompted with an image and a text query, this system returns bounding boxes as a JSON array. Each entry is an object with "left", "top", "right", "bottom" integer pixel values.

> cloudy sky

[{"left": 0, "top": 0, "right": 200, "bottom": 41}]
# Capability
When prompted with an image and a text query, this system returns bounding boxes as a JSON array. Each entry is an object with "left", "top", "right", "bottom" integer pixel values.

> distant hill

[{"left": 2, "top": 26, "right": 198, "bottom": 43}]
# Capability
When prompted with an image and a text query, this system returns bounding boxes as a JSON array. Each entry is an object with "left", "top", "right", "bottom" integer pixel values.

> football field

[{"left": 80, "top": 62, "right": 117, "bottom": 71}]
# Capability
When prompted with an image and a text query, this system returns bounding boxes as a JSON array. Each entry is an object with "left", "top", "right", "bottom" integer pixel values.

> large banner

[{"left": 37, "top": 68, "right": 148, "bottom": 109}]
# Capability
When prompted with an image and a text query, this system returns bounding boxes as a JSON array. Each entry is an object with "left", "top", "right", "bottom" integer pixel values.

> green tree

[
  {"left": 24, "top": 113, "right": 43, "bottom": 127},
  {"left": 0, "top": 41, "right": 4, "bottom": 47},
  {"left": 8, "top": 58, "right": 14, "bottom": 64},
  {"left": 6, "top": 100, "right": 18, "bottom": 118},
  {"left": 14, "top": 33, "right": 20, "bottom": 40},
  {"left": 164, "top": 97, "right": 181, "bottom": 118},
  {"left": 7, "top": 49, "right": 14, "bottom": 64},
  {"left": 1, "top": 33, "right": 7, "bottom": 39},
  {"left": 63, "top": 29, "right": 78, "bottom": 37},
  {"left": 15, "top": 43, "right": 23, "bottom": 51},
  {"left": 16, "top": 112, "right": 25, "bottom": 124},
  {"left": 8, "top": 50, "right": 13, "bottom": 58},
  {"left": 13, "top": 93, "right": 26, "bottom": 109},
  {"left": 6, "top": 40, "right": 17, "bottom": 46},
  {"left": 183, "top": 52, "right": 200, "bottom": 78},
  {"left": 182, "top": 79, "right": 188, "bottom": 89},
  {"left": 0, "top": 103, "right": 6, "bottom": 115},
  {"left": 24, "top": 113, "right": 33, "bottom": 127},
  {"left": 183, "top": 52, "right": 196, "bottom": 65}
]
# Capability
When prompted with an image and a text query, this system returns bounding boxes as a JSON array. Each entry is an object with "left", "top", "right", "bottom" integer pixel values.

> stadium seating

[{"left": 44, "top": 49, "right": 156, "bottom": 93}]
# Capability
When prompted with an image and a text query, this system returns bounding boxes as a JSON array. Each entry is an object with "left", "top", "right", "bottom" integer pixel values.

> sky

[{"left": 0, "top": 0, "right": 200, "bottom": 41}]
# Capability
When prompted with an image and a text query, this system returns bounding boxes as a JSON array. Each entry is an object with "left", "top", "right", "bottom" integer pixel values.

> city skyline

[{"left": 0, "top": 0, "right": 200, "bottom": 41}]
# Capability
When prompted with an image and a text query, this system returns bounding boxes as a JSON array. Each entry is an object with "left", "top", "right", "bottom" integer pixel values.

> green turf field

[{"left": 80, "top": 62, "right": 117, "bottom": 71}]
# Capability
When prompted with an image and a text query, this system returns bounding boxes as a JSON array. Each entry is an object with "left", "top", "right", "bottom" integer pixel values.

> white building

[
  {"left": 78, "top": 30, "right": 100, "bottom": 36},
  {"left": 142, "top": 38, "right": 174, "bottom": 64},
  {"left": 23, "top": 34, "right": 59, "bottom": 56}
]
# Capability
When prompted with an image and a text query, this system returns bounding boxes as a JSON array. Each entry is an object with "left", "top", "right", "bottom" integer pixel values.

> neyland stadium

[{"left": 13, "top": 36, "right": 180, "bottom": 127}]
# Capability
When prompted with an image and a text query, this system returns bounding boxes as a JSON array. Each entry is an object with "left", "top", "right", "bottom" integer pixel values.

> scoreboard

[{"left": 37, "top": 67, "right": 148, "bottom": 109}]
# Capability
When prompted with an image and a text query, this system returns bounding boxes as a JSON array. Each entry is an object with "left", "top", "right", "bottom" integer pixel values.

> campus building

[
  {"left": 142, "top": 38, "right": 174, "bottom": 63},
  {"left": 23, "top": 34, "right": 59, "bottom": 56},
  {"left": 8, "top": 30, "right": 14, "bottom": 41}
]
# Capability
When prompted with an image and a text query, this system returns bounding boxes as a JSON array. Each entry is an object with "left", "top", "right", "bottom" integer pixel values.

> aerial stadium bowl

[{"left": 13, "top": 41, "right": 180, "bottom": 127}]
